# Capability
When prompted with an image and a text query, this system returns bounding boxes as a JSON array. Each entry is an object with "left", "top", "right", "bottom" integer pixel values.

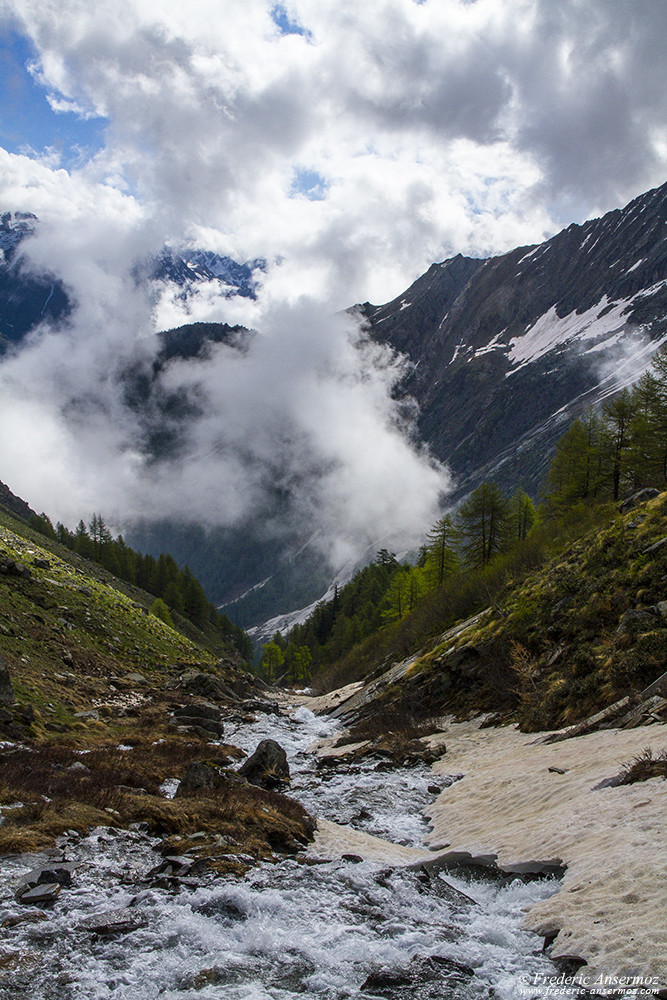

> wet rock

[
  {"left": 351, "top": 808, "right": 372, "bottom": 822},
  {"left": 404, "top": 862, "right": 478, "bottom": 908},
  {"left": 79, "top": 906, "right": 145, "bottom": 935},
  {"left": 341, "top": 854, "right": 364, "bottom": 864},
  {"left": 15, "top": 883, "right": 61, "bottom": 906},
  {"left": 1, "top": 911, "right": 49, "bottom": 928},
  {"left": 361, "top": 954, "right": 474, "bottom": 994},
  {"left": 238, "top": 739, "right": 290, "bottom": 790},
  {"left": 427, "top": 784, "right": 442, "bottom": 795},
  {"left": 16, "top": 864, "right": 75, "bottom": 894}
]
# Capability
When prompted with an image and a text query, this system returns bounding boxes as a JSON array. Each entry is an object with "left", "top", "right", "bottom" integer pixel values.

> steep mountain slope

[
  {"left": 3, "top": 183, "right": 667, "bottom": 632},
  {"left": 0, "top": 506, "right": 315, "bottom": 862},
  {"left": 364, "top": 180, "right": 667, "bottom": 497}
]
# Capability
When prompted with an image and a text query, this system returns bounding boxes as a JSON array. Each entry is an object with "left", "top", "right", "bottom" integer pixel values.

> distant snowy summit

[
  {"left": 0, "top": 211, "right": 265, "bottom": 351},
  {"left": 138, "top": 246, "right": 266, "bottom": 300},
  {"left": 0, "top": 211, "right": 37, "bottom": 262}
]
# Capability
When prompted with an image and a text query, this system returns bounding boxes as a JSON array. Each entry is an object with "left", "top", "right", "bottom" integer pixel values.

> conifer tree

[{"left": 457, "top": 482, "right": 508, "bottom": 568}]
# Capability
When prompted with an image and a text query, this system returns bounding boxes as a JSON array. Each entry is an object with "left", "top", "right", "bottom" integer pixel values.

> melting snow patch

[{"left": 506, "top": 297, "right": 631, "bottom": 373}]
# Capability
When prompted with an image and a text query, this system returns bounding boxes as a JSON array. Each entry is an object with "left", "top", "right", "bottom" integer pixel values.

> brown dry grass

[
  {"left": 0, "top": 738, "right": 315, "bottom": 856},
  {"left": 618, "top": 746, "right": 667, "bottom": 785}
]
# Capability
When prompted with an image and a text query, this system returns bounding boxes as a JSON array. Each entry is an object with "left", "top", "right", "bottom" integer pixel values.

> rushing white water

[{"left": 0, "top": 706, "right": 566, "bottom": 1000}]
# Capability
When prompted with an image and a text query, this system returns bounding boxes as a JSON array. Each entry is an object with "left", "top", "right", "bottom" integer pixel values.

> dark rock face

[
  {"left": 0, "top": 479, "right": 37, "bottom": 522},
  {"left": 0, "top": 213, "right": 70, "bottom": 353},
  {"left": 237, "top": 739, "right": 290, "bottom": 790}
]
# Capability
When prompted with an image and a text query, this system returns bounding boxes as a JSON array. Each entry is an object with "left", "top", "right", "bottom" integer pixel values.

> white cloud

[{"left": 0, "top": 0, "right": 666, "bottom": 575}]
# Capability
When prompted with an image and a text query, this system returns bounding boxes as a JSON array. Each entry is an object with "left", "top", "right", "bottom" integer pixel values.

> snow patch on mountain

[{"left": 506, "top": 296, "right": 632, "bottom": 373}]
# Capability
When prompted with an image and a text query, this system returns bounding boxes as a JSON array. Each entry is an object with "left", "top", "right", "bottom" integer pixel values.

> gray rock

[
  {"left": 33, "top": 558, "right": 50, "bottom": 569},
  {"left": 67, "top": 761, "right": 90, "bottom": 773},
  {"left": 237, "top": 739, "right": 290, "bottom": 789},
  {"left": 73, "top": 709, "right": 100, "bottom": 721},
  {"left": 79, "top": 907, "right": 144, "bottom": 935},
  {"left": 619, "top": 488, "right": 661, "bottom": 512},
  {"left": 643, "top": 536, "right": 667, "bottom": 555},
  {"left": 15, "top": 882, "right": 61, "bottom": 905}
]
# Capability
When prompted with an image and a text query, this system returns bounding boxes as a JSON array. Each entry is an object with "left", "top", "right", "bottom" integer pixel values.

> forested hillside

[
  {"left": 269, "top": 348, "right": 667, "bottom": 725},
  {"left": 23, "top": 511, "right": 252, "bottom": 661}
]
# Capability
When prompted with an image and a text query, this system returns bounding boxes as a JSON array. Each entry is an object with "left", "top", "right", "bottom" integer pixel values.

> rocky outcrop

[{"left": 170, "top": 702, "right": 225, "bottom": 738}]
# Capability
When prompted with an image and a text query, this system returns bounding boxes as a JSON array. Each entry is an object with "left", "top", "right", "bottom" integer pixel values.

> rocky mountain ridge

[{"left": 363, "top": 179, "right": 667, "bottom": 497}]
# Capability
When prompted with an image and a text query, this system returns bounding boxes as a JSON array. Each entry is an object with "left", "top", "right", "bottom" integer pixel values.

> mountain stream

[{"left": 0, "top": 705, "right": 567, "bottom": 999}]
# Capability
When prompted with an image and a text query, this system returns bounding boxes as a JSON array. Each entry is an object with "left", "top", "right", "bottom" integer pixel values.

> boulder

[
  {"left": 179, "top": 671, "right": 232, "bottom": 701},
  {"left": 170, "top": 716, "right": 225, "bottom": 737},
  {"left": 0, "top": 558, "right": 31, "bottom": 579},
  {"left": 237, "top": 739, "right": 290, "bottom": 790},
  {"left": 79, "top": 907, "right": 144, "bottom": 935},
  {"left": 15, "top": 883, "right": 61, "bottom": 906},
  {"left": 175, "top": 761, "right": 236, "bottom": 796},
  {"left": 173, "top": 702, "right": 222, "bottom": 722}
]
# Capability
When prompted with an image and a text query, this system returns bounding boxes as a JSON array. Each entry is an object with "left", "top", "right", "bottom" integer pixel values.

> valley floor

[{"left": 295, "top": 690, "right": 667, "bottom": 996}]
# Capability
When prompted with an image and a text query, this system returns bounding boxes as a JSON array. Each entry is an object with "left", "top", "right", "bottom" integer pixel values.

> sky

[{"left": 0, "top": 0, "right": 666, "bottom": 567}]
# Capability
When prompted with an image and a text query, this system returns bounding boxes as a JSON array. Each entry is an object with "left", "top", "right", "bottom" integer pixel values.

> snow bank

[{"left": 425, "top": 721, "right": 667, "bottom": 991}]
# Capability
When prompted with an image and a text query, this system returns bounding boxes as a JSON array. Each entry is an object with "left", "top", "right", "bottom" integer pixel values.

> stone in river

[{"left": 15, "top": 883, "right": 61, "bottom": 905}]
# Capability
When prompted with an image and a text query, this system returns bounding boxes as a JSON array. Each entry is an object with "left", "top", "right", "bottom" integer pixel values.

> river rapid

[{"left": 0, "top": 704, "right": 566, "bottom": 1000}]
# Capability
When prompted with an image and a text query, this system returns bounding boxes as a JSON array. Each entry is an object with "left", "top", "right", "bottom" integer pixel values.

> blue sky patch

[
  {"left": 0, "top": 30, "right": 107, "bottom": 167},
  {"left": 270, "top": 5, "right": 311, "bottom": 38},
  {"left": 290, "top": 168, "right": 329, "bottom": 201}
]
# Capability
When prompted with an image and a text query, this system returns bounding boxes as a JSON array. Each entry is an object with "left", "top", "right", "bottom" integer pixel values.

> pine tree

[
  {"left": 457, "top": 482, "right": 508, "bottom": 568},
  {"left": 424, "top": 514, "right": 459, "bottom": 586}
]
